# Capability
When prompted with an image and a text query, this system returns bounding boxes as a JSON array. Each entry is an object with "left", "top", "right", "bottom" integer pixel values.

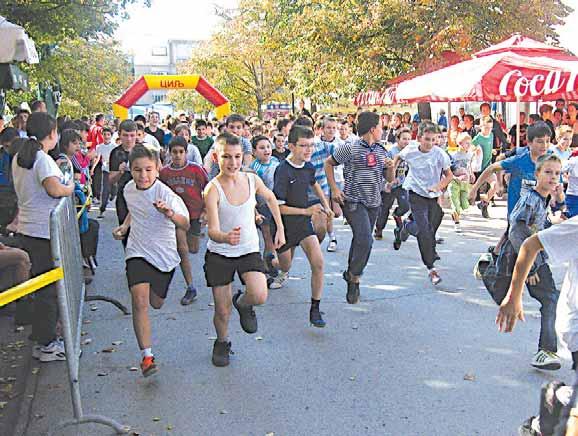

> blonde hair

[
  {"left": 456, "top": 132, "right": 472, "bottom": 145},
  {"left": 480, "top": 115, "right": 493, "bottom": 125},
  {"left": 536, "top": 153, "right": 562, "bottom": 172},
  {"left": 556, "top": 124, "right": 573, "bottom": 140}
]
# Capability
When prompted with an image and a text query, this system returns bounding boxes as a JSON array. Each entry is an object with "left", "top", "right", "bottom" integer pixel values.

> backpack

[
  {"left": 0, "top": 149, "right": 18, "bottom": 228},
  {"left": 481, "top": 239, "right": 517, "bottom": 305}
]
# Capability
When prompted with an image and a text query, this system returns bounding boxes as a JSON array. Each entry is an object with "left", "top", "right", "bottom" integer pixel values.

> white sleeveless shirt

[{"left": 207, "top": 173, "right": 260, "bottom": 257}]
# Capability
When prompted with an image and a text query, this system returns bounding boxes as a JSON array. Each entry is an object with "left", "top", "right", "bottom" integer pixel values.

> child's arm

[
  {"left": 153, "top": 199, "right": 190, "bottom": 231},
  {"left": 254, "top": 176, "right": 286, "bottom": 249},
  {"left": 429, "top": 168, "right": 453, "bottom": 193},
  {"left": 468, "top": 162, "right": 503, "bottom": 204},
  {"left": 312, "top": 182, "right": 334, "bottom": 218},
  {"left": 324, "top": 156, "right": 342, "bottom": 204},
  {"left": 388, "top": 155, "right": 401, "bottom": 183},
  {"left": 204, "top": 184, "right": 241, "bottom": 245},
  {"left": 496, "top": 234, "right": 543, "bottom": 333},
  {"left": 112, "top": 213, "right": 131, "bottom": 240}
]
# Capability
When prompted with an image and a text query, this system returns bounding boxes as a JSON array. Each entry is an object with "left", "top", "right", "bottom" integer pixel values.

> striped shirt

[
  {"left": 307, "top": 137, "right": 336, "bottom": 202},
  {"left": 332, "top": 139, "right": 390, "bottom": 208}
]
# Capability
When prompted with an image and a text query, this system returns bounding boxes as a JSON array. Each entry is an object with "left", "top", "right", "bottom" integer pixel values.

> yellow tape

[
  {"left": 215, "top": 102, "right": 232, "bottom": 120},
  {"left": 112, "top": 103, "right": 129, "bottom": 121},
  {"left": 144, "top": 74, "right": 200, "bottom": 90},
  {"left": 0, "top": 267, "right": 64, "bottom": 307}
]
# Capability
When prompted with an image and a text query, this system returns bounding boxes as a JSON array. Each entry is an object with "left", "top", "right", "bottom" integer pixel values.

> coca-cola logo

[
  {"left": 354, "top": 88, "right": 397, "bottom": 106},
  {"left": 499, "top": 69, "right": 578, "bottom": 98}
]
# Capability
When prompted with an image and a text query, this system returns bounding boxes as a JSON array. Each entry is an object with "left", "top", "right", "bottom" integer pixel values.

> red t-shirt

[
  {"left": 159, "top": 163, "right": 208, "bottom": 219},
  {"left": 88, "top": 125, "right": 103, "bottom": 150}
]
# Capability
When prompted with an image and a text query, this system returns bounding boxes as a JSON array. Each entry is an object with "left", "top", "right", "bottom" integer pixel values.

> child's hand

[
  {"left": 306, "top": 203, "right": 324, "bottom": 216},
  {"left": 112, "top": 225, "right": 128, "bottom": 240},
  {"left": 153, "top": 200, "right": 174, "bottom": 218},
  {"left": 226, "top": 226, "right": 241, "bottom": 245},
  {"left": 331, "top": 188, "right": 345, "bottom": 206},
  {"left": 428, "top": 183, "right": 441, "bottom": 193},
  {"left": 324, "top": 207, "right": 335, "bottom": 219},
  {"left": 199, "top": 211, "right": 207, "bottom": 225},
  {"left": 526, "top": 273, "right": 540, "bottom": 286},
  {"left": 551, "top": 183, "right": 564, "bottom": 199},
  {"left": 383, "top": 157, "right": 394, "bottom": 168},
  {"left": 255, "top": 213, "right": 264, "bottom": 225},
  {"left": 118, "top": 162, "right": 128, "bottom": 172},
  {"left": 496, "top": 293, "right": 525, "bottom": 333},
  {"left": 274, "top": 229, "right": 286, "bottom": 249}
]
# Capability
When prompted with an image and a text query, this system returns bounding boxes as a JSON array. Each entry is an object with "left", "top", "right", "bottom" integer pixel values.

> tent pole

[{"left": 516, "top": 97, "right": 521, "bottom": 149}]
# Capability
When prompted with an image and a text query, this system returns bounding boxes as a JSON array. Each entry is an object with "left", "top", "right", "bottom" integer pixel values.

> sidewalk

[{"left": 18, "top": 201, "right": 573, "bottom": 435}]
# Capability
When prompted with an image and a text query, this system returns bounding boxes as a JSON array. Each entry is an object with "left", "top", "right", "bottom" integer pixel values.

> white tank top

[{"left": 207, "top": 173, "right": 260, "bottom": 257}]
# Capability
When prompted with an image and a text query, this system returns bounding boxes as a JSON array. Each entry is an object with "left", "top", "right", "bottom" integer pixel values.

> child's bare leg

[
  {"left": 261, "top": 224, "right": 275, "bottom": 254},
  {"left": 176, "top": 229, "right": 193, "bottom": 287},
  {"left": 239, "top": 271, "right": 268, "bottom": 306},
  {"left": 187, "top": 233, "right": 200, "bottom": 254},
  {"left": 212, "top": 284, "right": 233, "bottom": 341},
  {"left": 312, "top": 210, "right": 327, "bottom": 242},
  {"left": 300, "top": 235, "right": 324, "bottom": 300},
  {"left": 130, "top": 283, "right": 154, "bottom": 350},
  {"left": 277, "top": 249, "right": 293, "bottom": 273}
]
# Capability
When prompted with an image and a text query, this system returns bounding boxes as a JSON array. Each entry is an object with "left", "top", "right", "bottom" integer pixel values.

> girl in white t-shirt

[
  {"left": 12, "top": 112, "right": 75, "bottom": 362},
  {"left": 113, "top": 146, "right": 189, "bottom": 377}
]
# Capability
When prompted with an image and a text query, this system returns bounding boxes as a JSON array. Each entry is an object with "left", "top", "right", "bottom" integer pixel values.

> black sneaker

[
  {"left": 212, "top": 340, "right": 232, "bottom": 367},
  {"left": 232, "top": 290, "right": 258, "bottom": 334},
  {"left": 374, "top": 229, "right": 383, "bottom": 240},
  {"left": 393, "top": 227, "right": 402, "bottom": 250},
  {"left": 180, "top": 285, "right": 197, "bottom": 306},
  {"left": 478, "top": 201, "right": 490, "bottom": 218},
  {"left": 343, "top": 271, "right": 360, "bottom": 304},
  {"left": 309, "top": 306, "right": 326, "bottom": 328},
  {"left": 518, "top": 416, "right": 540, "bottom": 436}
]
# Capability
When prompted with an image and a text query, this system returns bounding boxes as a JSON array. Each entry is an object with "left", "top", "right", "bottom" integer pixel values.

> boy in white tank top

[{"left": 204, "top": 133, "right": 285, "bottom": 367}]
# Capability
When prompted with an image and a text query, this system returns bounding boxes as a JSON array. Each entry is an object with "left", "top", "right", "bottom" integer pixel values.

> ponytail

[{"left": 15, "top": 112, "right": 57, "bottom": 170}]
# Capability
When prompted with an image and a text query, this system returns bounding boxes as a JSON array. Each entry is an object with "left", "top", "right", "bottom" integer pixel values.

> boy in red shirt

[{"left": 160, "top": 136, "right": 209, "bottom": 305}]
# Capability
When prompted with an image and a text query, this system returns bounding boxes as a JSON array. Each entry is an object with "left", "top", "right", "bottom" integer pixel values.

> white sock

[
  {"left": 329, "top": 232, "right": 336, "bottom": 240},
  {"left": 141, "top": 348, "right": 153, "bottom": 358}
]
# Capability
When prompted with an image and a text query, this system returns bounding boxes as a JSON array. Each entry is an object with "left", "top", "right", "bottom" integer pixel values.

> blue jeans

[
  {"left": 527, "top": 264, "right": 559, "bottom": 352},
  {"left": 375, "top": 187, "right": 409, "bottom": 232},
  {"left": 406, "top": 191, "right": 442, "bottom": 269},
  {"left": 566, "top": 194, "right": 578, "bottom": 218},
  {"left": 342, "top": 201, "right": 380, "bottom": 276}
]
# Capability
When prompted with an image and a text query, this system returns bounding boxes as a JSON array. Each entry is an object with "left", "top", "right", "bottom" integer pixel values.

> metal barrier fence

[{"left": 48, "top": 196, "right": 129, "bottom": 435}]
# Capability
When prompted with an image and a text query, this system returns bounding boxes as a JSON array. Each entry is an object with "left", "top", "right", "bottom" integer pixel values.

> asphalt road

[{"left": 18, "top": 200, "right": 574, "bottom": 436}]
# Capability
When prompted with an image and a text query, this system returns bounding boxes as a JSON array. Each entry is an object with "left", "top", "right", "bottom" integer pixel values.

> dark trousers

[
  {"left": 375, "top": 187, "right": 410, "bottom": 232},
  {"left": 406, "top": 191, "right": 443, "bottom": 269},
  {"left": 91, "top": 162, "right": 102, "bottom": 200},
  {"left": 116, "top": 192, "right": 129, "bottom": 247},
  {"left": 99, "top": 171, "right": 111, "bottom": 213},
  {"left": 527, "top": 264, "right": 559, "bottom": 352},
  {"left": 342, "top": 202, "right": 380, "bottom": 276},
  {"left": 17, "top": 234, "right": 58, "bottom": 345}
]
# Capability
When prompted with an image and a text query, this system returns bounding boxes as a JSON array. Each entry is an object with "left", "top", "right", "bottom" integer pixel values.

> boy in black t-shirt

[
  {"left": 272, "top": 133, "right": 290, "bottom": 161},
  {"left": 270, "top": 126, "right": 333, "bottom": 327}
]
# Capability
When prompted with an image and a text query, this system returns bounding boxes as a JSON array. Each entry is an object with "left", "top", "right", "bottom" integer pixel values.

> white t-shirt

[
  {"left": 563, "top": 156, "right": 578, "bottom": 196},
  {"left": 399, "top": 144, "right": 451, "bottom": 198},
  {"left": 186, "top": 143, "right": 202, "bottom": 165},
  {"left": 144, "top": 134, "right": 160, "bottom": 151},
  {"left": 124, "top": 179, "right": 189, "bottom": 272},
  {"left": 95, "top": 142, "right": 116, "bottom": 172},
  {"left": 539, "top": 217, "right": 578, "bottom": 352},
  {"left": 12, "top": 150, "right": 64, "bottom": 239}
]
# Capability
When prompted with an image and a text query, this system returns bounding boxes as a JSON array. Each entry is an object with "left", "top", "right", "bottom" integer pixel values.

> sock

[
  {"left": 141, "top": 348, "right": 153, "bottom": 358},
  {"left": 311, "top": 298, "right": 320, "bottom": 309},
  {"left": 328, "top": 231, "right": 336, "bottom": 240}
]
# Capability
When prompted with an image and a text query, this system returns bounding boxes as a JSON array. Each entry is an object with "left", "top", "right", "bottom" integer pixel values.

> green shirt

[
  {"left": 472, "top": 132, "right": 493, "bottom": 171},
  {"left": 191, "top": 136, "right": 214, "bottom": 159}
]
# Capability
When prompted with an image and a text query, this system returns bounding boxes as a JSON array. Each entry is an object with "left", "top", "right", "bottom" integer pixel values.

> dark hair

[
  {"left": 0, "top": 127, "right": 19, "bottom": 148},
  {"left": 102, "top": 127, "right": 113, "bottom": 135},
  {"left": 174, "top": 123, "right": 191, "bottom": 138},
  {"left": 59, "top": 129, "right": 82, "bottom": 155},
  {"left": 539, "top": 104, "right": 553, "bottom": 116},
  {"left": 251, "top": 135, "right": 270, "bottom": 149},
  {"left": 195, "top": 119, "right": 207, "bottom": 128},
  {"left": 357, "top": 111, "right": 380, "bottom": 136},
  {"left": 418, "top": 121, "right": 439, "bottom": 137},
  {"left": 168, "top": 136, "right": 188, "bottom": 151},
  {"left": 288, "top": 125, "right": 314, "bottom": 145},
  {"left": 554, "top": 109, "right": 564, "bottom": 117},
  {"left": 527, "top": 121, "right": 552, "bottom": 143},
  {"left": 464, "top": 114, "right": 474, "bottom": 123},
  {"left": 556, "top": 98, "right": 565, "bottom": 104},
  {"left": 80, "top": 115, "right": 89, "bottom": 123},
  {"left": 15, "top": 112, "right": 57, "bottom": 169},
  {"left": 119, "top": 119, "right": 137, "bottom": 133},
  {"left": 277, "top": 118, "right": 291, "bottom": 131},
  {"left": 30, "top": 100, "right": 45, "bottom": 112},
  {"left": 128, "top": 144, "right": 158, "bottom": 166},
  {"left": 95, "top": 113, "right": 105, "bottom": 122},
  {"left": 396, "top": 127, "right": 412, "bottom": 139},
  {"left": 293, "top": 116, "right": 313, "bottom": 128},
  {"left": 133, "top": 114, "right": 147, "bottom": 123},
  {"left": 480, "top": 102, "right": 491, "bottom": 110},
  {"left": 149, "top": 111, "right": 159, "bottom": 117},
  {"left": 215, "top": 132, "right": 241, "bottom": 151},
  {"left": 17, "top": 108, "right": 30, "bottom": 116},
  {"left": 529, "top": 114, "right": 542, "bottom": 123},
  {"left": 75, "top": 120, "right": 90, "bottom": 132},
  {"left": 136, "top": 123, "right": 145, "bottom": 132},
  {"left": 225, "top": 113, "right": 245, "bottom": 126}
]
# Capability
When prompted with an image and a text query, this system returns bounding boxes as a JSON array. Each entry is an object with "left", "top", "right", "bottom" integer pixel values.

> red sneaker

[{"left": 140, "top": 356, "right": 158, "bottom": 377}]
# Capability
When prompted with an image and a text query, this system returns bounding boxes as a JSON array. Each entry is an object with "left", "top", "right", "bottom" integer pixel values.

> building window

[{"left": 151, "top": 47, "right": 167, "bottom": 56}]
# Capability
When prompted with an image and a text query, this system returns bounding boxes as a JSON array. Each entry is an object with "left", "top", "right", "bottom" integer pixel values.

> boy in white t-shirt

[
  {"left": 92, "top": 127, "right": 116, "bottom": 218},
  {"left": 112, "top": 146, "right": 190, "bottom": 377},
  {"left": 391, "top": 121, "right": 453, "bottom": 285}
]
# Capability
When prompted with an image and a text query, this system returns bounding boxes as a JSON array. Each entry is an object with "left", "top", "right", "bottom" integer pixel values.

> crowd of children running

[{"left": 1, "top": 99, "right": 578, "bottom": 391}]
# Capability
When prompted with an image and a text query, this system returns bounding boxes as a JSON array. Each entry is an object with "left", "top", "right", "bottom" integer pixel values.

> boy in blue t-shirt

[{"left": 270, "top": 125, "right": 333, "bottom": 328}]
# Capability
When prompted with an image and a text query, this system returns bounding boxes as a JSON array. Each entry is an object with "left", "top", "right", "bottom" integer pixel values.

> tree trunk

[{"left": 256, "top": 94, "right": 263, "bottom": 119}]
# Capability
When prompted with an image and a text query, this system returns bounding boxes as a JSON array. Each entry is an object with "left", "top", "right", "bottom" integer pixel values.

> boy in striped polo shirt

[{"left": 325, "top": 112, "right": 394, "bottom": 304}]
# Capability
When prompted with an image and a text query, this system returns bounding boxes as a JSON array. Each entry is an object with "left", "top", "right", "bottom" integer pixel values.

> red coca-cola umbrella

[{"left": 396, "top": 34, "right": 578, "bottom": 103}]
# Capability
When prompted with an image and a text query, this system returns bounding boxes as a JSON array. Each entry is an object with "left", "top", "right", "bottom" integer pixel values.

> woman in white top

[{"left": 12, "top": 112, "right": 74, "bottom": 362}]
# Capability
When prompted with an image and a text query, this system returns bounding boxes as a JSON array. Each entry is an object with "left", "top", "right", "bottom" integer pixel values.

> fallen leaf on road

[
  {"left": 31, "top": 368, "right": 39, "bottom": 375},
  {"left": 83, "top": 320, "right": 91, "bottom": 325},
  {"left": 255, "top": 336, "right": 263, "bottom": 341},
  {"left": 152, "top": 417, "right": 160, "bottom": 422},
  {"left": 90, "top": 306, "right": 98, "bottom": 311},
  {"left": 167, "top": 424, "right": 173, "bottom": 430},
  {"left": 220, "top": 409, "right": 228, "bottom": 415},
  {"left": 112, "top": 341, "right": 123, "bottom": 346},
  {"left": 129, "top": 367, "right": 138, "bottom": 372},
  {"left": 15, "top": 326, "right": 24, "bottom": 332},
  {"left": 101, "top": 347, "right": 115, "bottom": 353},
  {"left": 463, "top": 373, "right": 476, "bottom": 382},
  {"left": 208, "top": 302, "right": 214, "bottom": 307},
  {"left": 82, "top": 339, "right": 92, "bottom": 345},
  {"left": 0, "top": 402, "right": 7, "bottom": 409},
  {"left": 349, "top": 376, "right": 356, "bottom": 381},
  {"left": 351, "top": 324, "right": 359, "bottom": 330},
  {"left": 97, "top": 372, "right": 108, "bottom": 377},
  {"left": 81, "top": 331, "right": 88, "bottom": 336},
  {"left": 266, "top": 433, "right": 275, "bottom": 436},
  {"left": 166, "top": 316, "right": 177, "bottom": 321},
  {"left": 0, "top": 384, "right": 13, "bottom": 394}
]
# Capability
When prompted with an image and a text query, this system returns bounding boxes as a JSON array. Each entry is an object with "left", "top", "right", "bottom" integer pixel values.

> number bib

[{"left": 366, "top": 152, "right": 377, "bottom": 168}]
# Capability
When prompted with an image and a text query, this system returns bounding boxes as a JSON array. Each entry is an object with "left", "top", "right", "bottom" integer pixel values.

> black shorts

[
  {"left": 188, "top": 218, "right": 201, "bottom": 237},
  {"left": 204, "top": 251, "right": 266, "bottom": 287},
  {"left": 126, "top": 257, "right": 175, "bottom": 299},
  {"left": 274, "top": 219, "right": 316, "bottom": 254}
]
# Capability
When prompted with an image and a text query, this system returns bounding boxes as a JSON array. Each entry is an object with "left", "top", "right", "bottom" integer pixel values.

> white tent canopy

[{"left": 0, "top": 15, "right": 39, "bottom": 64}]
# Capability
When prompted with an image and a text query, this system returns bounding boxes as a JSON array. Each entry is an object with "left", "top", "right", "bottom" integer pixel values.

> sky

[{"left": 115, "top": 0, "right": 578, "bottom": 55}]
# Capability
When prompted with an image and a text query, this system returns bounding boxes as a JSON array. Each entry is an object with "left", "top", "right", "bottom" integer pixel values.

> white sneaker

[
  {"left": 327, "top": 239, "right": 337, "bottom": 252},
  {"left": 454, "top": 223, "right": 462, "bottom": 233},
  {"left": 33, "top": 340, "right": 66, "bottom": 362},
  {"left": 428, "top": 269, "right": 442, "bottom": 285},
  {"left": 269, "top": 271, "right": 288, "bottom": 289},
  {"left": 531, "top": 349, "right": 561, "bottom": 371}
]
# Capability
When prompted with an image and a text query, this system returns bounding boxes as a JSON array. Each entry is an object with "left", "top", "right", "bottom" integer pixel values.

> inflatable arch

[{"left": 112, "top": 75, "right": 231, "bottom": 120}]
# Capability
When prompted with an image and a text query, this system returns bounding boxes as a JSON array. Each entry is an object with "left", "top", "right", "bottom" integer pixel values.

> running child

[
  {"left": 449, "top": 132, "right": 479, "bottom": 233},
  {"left": 269, "top": 125, "right": 333, "bottom": 327},
  {"left": 112, "top": 146, "right": 190, "bottom": 377},
  {"left": 472, "top": 116, "right": 498, "bottom": 218},
  {"left": 272, "top": 133, "right": 290, "bottom": 162},
  {"left": 92, "top": 127, "right": 116, "bottom": 218},
  {"left": 249, "top": 135, "right": 281, "bottom": 275},
  {"left": 204, "top": 133, "right": 284, "bottom": 367},
  {"left": 392, "top": 121, "right": 453, "bottom": 285},
  {"left": 159, "top": 136, "right": 209, "bottom": 306},
  {"left": 563, "top": 152, "right": 578, "bottom": 217},
  {"left": 496, "top": 154, "right": 564, "bottom": 370}
]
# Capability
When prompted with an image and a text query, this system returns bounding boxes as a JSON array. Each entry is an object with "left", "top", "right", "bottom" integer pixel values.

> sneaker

[
  {"left": 433, "top": 252, "right": 441, "bottom": 262},
  {"left": 373, "top": 230, "right": 383, "bottom": 240},
  {"left": 33, "top": 340, "right": 66, "bottom": 362},
  {"left": 92, "top": 198, "right": 100, "bottom": 205},
  {"left": 429, "top": 269, "right": 442, "bottom": 285},
  {"left": 436, "top": 237, "right": 444, "bottom": 244},
  {"left": 393, "top": 227, "right": 402, "bottom": 250},
  {"left": 264, "top": 254, "right": 278, "bottom": 277},
  {"left": 327, "top": 239, "right": 337, "bottom": 252},
  {"left": 399, "top": 221, "right": 410, "bottom": 242},
  {"left": 309, "top": 306, "right": 326, "bottom": 328},
  {"left": 518, "top": 416, "right": 540, "bottom": 436},
  {"left": 531, "top": 350, "right": 561, "bottom": 371},
  {"left": 140, "top": 356, "right": 158, "bottom": 377},
  {"left": 454, "top": 223, "right": 462, "bottom": 233},
  {"left": 180, "top": 285, "right": 198, "bottom": 306},
  {"left": 97, "top": 211, "right": 105, "bottom": 219},
  {"left": 269, "top": 271, "right": 288, "bottom": 289},
  {"left": 343, "top": 271, "right": 360, "bottom": 304},
  {"left": 232, "top": 290, "right": 258, "bottom": 334},
  {"left": 212, "top": 340, "right": 232, "bottom": 367},
  {"left": 477, "top": 201, "right": 490, "bottom": 218}
]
